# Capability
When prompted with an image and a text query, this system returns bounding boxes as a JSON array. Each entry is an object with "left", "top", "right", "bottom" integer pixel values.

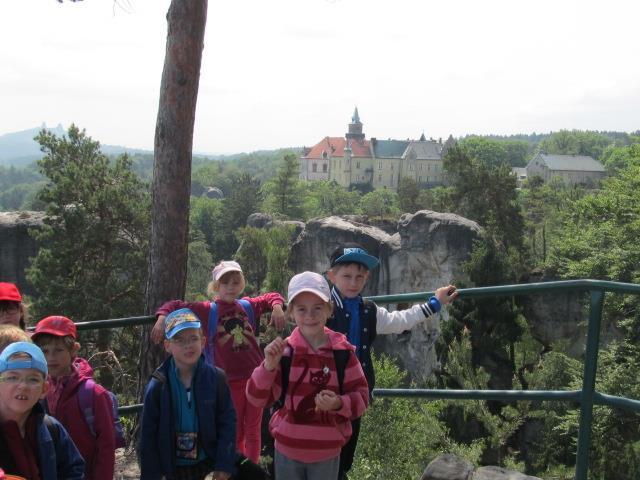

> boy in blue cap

[
  {"left": 326, "top": 243, "right": 459, "bottom": 479},
  {"left": 0, "top": 341, "right": 84, "bottom": 479},
  {"left": 140, "top": 308, "right": 237, "bottom": 480}
]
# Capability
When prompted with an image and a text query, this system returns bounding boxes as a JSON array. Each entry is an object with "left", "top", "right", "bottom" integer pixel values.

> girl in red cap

[{"left": 0, "top": 283, "right": 29, "bottom": 330}]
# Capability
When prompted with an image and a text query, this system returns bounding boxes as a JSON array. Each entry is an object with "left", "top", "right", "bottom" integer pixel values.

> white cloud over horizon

[{"left": 1, "top": 0, "right": 639, "bottom": 155}]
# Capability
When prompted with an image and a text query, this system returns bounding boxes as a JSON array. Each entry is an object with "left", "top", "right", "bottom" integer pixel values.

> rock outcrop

[
  {"left": 0, "top": 211, "right": 45, "bottom": 296},
  {"left": 290, "top": 211, "right": 483, "bottom": 382},
  {"left": 421, "top": 454, "right": 542, "bottom": 480}
]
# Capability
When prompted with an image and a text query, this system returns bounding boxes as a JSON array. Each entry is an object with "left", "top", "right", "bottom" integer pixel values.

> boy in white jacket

[{"left": 325, "top": 243, "right": 458, "bottom": 480}]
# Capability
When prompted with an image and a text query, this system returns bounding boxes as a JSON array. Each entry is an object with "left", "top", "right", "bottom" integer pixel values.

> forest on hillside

[{"left": 1, "top": 126, "right": 640, "bottom": 479}]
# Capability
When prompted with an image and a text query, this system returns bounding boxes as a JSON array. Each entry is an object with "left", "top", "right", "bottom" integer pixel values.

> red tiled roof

[{"left": 303, "top": 136, "right": 371, "bottom": 158}]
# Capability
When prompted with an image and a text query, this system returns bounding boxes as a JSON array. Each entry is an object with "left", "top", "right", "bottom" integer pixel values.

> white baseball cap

[
  {"left": 288, "top": 271, "right": 331, "bottom": 303},
  {"left": 212, "top": 260, "right": 243, "bottom": 282}
]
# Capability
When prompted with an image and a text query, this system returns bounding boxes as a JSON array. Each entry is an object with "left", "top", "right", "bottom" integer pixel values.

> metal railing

[{"left": 58, "top": 279, "right": 640, "bottom": 480}]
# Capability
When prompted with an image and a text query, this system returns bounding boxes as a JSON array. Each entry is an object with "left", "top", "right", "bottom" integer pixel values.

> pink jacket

[{"left": 246, "top": 327, "right": 369, "bottom": 463}]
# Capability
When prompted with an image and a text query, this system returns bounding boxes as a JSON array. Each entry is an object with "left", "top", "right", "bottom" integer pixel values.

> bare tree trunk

[{"left": 138, "top": 0, "right": 208, "bottom": 397}]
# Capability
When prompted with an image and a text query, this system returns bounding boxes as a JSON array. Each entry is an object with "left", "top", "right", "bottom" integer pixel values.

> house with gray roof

[{"left": 525, "top": 153, "right": 605, "bottom": 186}]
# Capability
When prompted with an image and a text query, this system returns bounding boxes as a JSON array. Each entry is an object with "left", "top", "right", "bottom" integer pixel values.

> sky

[{"left": 1, "top": 0, "right": 639, "bottom": 155}]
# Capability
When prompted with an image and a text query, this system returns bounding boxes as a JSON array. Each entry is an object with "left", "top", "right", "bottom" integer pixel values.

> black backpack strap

[
  {"left": 272, "top": 354, "right": 292, "bottom": 411},
  {"left": 333, "top": 349, "right": 351, "bottom": 395},
  {"left": 43, "top": 414, "right": 61, "bottom": 446}
]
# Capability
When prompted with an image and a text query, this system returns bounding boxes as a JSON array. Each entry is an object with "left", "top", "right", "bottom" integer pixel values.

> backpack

[
  {"left": 205, "top": 299, "right": 255, "bottom": 365},
  {"left": 77, "top": 379, "right": 126, "bottom": 448},
  {"left": 272, "top": 348, "right": 351, "bottom": 411}
]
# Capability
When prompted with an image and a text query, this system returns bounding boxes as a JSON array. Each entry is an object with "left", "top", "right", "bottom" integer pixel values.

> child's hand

[
  {"left": 435, "top": 285, "right": 458, "bottom": 305},
  {"left": 315, "top": 389, "right": 342, "bottom": 411},
  {"left": 270, "top": 304, "right": 286, "bottom": 331},
  {"left": 151, "top": 315, "right": 166, "bottom": 344},
  {"left": 264, "top": 337, "right": 288, "bottom": 371}
]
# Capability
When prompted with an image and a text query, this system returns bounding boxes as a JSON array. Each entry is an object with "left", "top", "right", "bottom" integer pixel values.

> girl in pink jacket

[{"left": 246, "top": 272, "right": 369, "bottom": 480}]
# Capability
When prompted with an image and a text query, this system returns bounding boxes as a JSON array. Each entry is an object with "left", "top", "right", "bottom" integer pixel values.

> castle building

[{"left": 300, "top": 108, "right": 446, "bottom": 190}]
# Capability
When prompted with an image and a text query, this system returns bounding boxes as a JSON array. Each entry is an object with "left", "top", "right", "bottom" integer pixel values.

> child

[
  {"left": 246, "top": 271, "right": 369, "bottom": 480},
  {"left": 0, "top": 325, "right": 31, "bottom": 353},
  {"left": 32, "top": 315, "right": 116, "bottom": 480},
  {"left": 325, "top": 242, "right": 459, "bottom": 479},
  {"left": 151, "top": 260, "right": 285, "bottom": 463},
  {"left": 140, "top": 308, "right": 236, "bottom": 480},
  {"left": 0, "top": 341, "right": 84, "bottom": 479},
  {"left": 0, "top": 283, "right": 29, "bottom": 330}
]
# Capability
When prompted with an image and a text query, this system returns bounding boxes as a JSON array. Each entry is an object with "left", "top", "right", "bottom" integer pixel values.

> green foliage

[
  {"left": 185, "top": 232, "right": 214, "bottom": 301},
  {"left": 351, "top": 353, "right": 483, "bottom": 480},
  {"left": 538, "top": 130, "right": 612, "bottom": 160},
  {"left": 235, "top": 224, "right": 295, "bottom": 295},
  {"left": 26, "top": 125, "right": 149, "bottom": 322},
  {"left": 600, "top": 143, "right": 640, "bottom": 174},
  {"left": 459, "top": 137, "right": 533, "bottom": 168},
  {"left": 444, "top": 144, "right": 525, "bottom": 252},
  {"left": 359, "top": 188, "right": 400, "bottom": 220},
  {"left": 301, "top": 180, "right": 361, "bottom": 219},
  {"left": 262, "top": 153, "right": 305, "bottom": 219},
  {"left": 397, "top": 176, "right": 421, "bottom": 213}
]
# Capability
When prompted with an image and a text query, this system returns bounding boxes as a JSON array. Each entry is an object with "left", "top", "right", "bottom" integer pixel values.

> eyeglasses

[{"left": 0, "top": 373, "right": 44, "bottom": 387}]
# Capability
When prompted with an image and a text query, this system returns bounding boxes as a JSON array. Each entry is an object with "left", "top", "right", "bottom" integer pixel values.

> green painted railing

[{"left": 58, "top": 279, "right": 640, "bottom": 480}]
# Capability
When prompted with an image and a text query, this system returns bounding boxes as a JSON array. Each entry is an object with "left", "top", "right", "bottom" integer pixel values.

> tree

[
  {"left": 397, "top": 176, "right": 421, "bottom": 213},
  {"left": 27, "top": 126, "right": 149, "bottom": 383},
  {"left": 262, "top": 153, "right": 305, "bottom": 219},
  {"left": 302, "top": 181, "right": 360, "bottom": 219},
  {"left": 539, "top": 130, "right": 612, "bottom": 160},
  {"left": 359, "top": 189, "right": 400, "bottom": 220},
  {"left": 141, "top": 0, "right": 208, "bottom": 394}
]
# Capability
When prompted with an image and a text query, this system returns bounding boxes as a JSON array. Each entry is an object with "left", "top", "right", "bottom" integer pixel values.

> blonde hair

[
  {"left": 0, "top": 324, "right": 32, "bottom": 353},
  {"left": 207, "top": 270, "right": 246, "bottom": 298}
]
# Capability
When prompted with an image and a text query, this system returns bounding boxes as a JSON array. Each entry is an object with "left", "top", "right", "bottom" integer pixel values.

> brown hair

[
  {"left": 0, "top": 324, "right": 32, "bottom": 353},
  {"left": 32, "top": 333, "right": 77, "bottom": 352}
]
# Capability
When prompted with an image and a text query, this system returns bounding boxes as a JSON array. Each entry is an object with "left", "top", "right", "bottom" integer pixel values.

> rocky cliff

[
  {"left": 288, "top": 211, "right": 483, "bottom": 383},
  {"left": 0, "top": 211, "right": 44, "bottom": 296}
]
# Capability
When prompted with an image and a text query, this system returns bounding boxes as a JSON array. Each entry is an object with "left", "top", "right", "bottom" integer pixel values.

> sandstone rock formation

[
  {"left": 289, "top": 210, "right": 483, "bottom": 382},
  {"left": 0, "top": 210, "right": 45, "bottom": 296},
  {"left": 421, "top": 454, "right": 542, "bottom": 480}
]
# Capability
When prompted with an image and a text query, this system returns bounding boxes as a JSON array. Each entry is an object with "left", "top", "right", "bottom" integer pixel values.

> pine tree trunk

[{"left": 138, "top": 0, "right": 208, "bottom": 398}]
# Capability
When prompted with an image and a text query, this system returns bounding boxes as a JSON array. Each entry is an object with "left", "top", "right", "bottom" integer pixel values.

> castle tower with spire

[{"left": 345, "top": 107, "right": 365, "bottom": 140}]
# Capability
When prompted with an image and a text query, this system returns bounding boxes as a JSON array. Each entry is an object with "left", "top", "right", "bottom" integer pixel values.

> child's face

[
  {"left": 0, "top": 367, "right": 47, "bottom": 419},
  {"left": 327, "top": 263, "right": 370, "bottom": 298},
  {"left": 291, "top": 292, "right": 332, "bottom": 339},
  {"left": 164, "top": 328, "right": 205, "bottom": 369},
  {"left": 38, "top": 338, "right": 77, "bottom": 378},
  {"left": 217, "top": 272, "right": 244, "bottom": 302},
  {"left": 0, "top": 302, "right": 21, "bottom": 327}
]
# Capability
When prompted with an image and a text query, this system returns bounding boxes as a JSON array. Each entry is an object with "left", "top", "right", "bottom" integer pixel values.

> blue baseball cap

[
  {"left": 164, "top": 308, "right": 202, "bottom": 339},
  {"left": 0, "top": 341, "right": 48, "bottom": 376},
  {"left": 330, "top": 243, "right": 379, "bottom": 270}
]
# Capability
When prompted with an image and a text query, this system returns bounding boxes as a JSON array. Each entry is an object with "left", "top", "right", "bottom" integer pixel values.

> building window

[
  {"left": 356, "top": 161, "right": 360, "bottom": 168},
  {"left": 420, "top": 164, "right": 423, "bottom": 171},
  {"left": 312, "top": 163, "right": 318, "bottom": 173},
  {"left": 427, "top": 176, "right": 430, "bottom": 182},
  {"left": 390, "top": 174, "right": 393, "bottom": 183},
  {"left": 391, "top": 164, "right": 394, "bottom": 171},
  {"left": 378, "top": 174, "right": 382, "bottom": 182},
  {"left": 322, "top": 164, "right": 327, "bottom": 173},
  {"left": 418, "top": 176, "right": 422, "bottom": 182},
  {"left": 378, "top": 162, "right": 382, "bottom": 170},
  {"left": 409, "top": 164, "right": 414, "bottom": 171},
  {"left": 427, "top": 164, "right": 431, "bottom": 171}
]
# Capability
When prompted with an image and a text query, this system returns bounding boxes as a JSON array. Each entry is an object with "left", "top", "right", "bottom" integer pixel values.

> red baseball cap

[
  {"left": 32, "top": 315, "right": 77, "bottom": 340},
  {"left": 0, "top": 283, "right": 22, "bottom": 302}
]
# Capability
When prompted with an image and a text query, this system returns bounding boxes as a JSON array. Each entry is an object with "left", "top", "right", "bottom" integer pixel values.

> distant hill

[{"left": 0, "top": 124, "right": 152, "bottom": 167}]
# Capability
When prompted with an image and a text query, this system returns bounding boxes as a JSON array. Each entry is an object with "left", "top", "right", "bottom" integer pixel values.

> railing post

[{"left": 574, "top": 289, "right": 605, "bottom": 480}]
